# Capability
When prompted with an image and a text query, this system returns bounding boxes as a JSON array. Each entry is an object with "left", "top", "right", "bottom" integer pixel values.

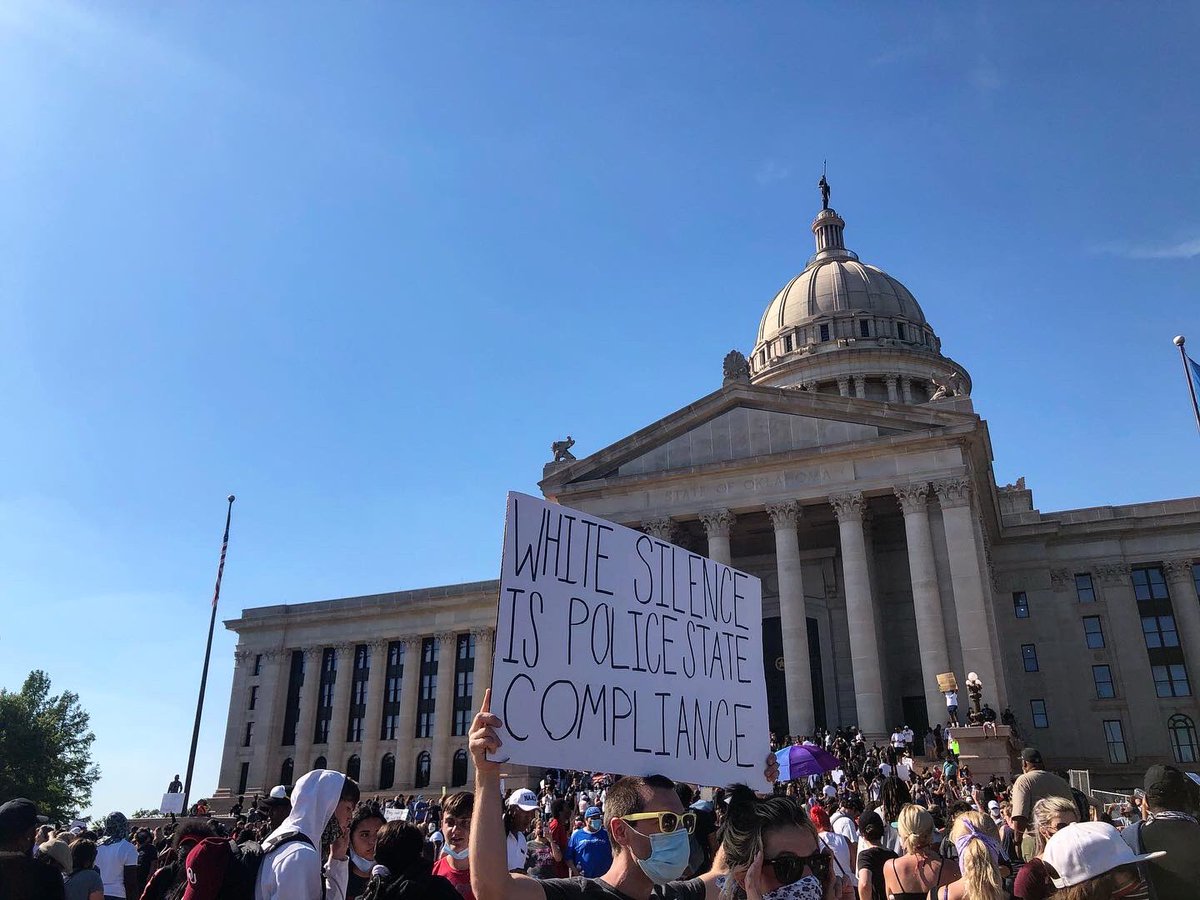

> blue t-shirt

[{"left": 566, "top": 827, "right": 613, "bottom": 878}]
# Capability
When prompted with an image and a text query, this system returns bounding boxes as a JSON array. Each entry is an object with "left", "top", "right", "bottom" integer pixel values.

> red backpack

[{"left": 182, "top": 832, "right": 313, "bottom": 900}]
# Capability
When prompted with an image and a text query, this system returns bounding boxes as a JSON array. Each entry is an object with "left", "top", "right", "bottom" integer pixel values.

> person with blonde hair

[
  {"left": 883, "top": 805, "right": 959, "bottom": 900},
  {"left": 1013, "top": 795, "right": 1077, "bottom": 900},
  {"left": 938, "top": 812, "right": 1004, "bottom": 900}
]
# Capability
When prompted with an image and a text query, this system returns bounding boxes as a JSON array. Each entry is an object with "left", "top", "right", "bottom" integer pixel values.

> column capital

[
  {"left": 641, "top": 517, "right": 677, "bottom": 541},
  {"left": 766, "top": 501, "right": 801, "bottom": 530},
  {"left": 399, "top": 635, "right": 424, "bottom": 650},
  {"left": 699, "top": 509, "right": 737, "bottom": 538},
  {"left": 1049, "top": 568, "right": 1072, "bottom": 590},
  {"left": 470, "top": 626, "right": 496, "bottom": 641},
  {"left": 933, "top": 477, "right": 972, "bottom": 508},
  {"left": 435, "top": 630, "right": 459, "bottom": 645},
  {"left": 366, "top": 638, "right": 391, "bottom": 652},
  {"left": 299, "top": 646, "right": 322, "bottom": 660},
  {"left": 884, "top": 374, "right": 898, "bottom": 388},
  {"left": 234, "top": 649, "right": 254, "bottom": 664},
  {"left": 1096, "top": 562, "right": 1130, "bottom": 586},
  {"left": 829, "top": 492, "right": 865, "bottom": 524},
  {"left": 1162, "top": 558, "right": 1195, "bottom": 584},
  {"left": 893, "top": 483, "right": 930, "bottom": 515}
]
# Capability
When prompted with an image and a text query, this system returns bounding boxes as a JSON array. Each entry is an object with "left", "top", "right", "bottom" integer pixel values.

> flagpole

[
  {"left": 1173, "top": 335, "right": 1200, "bottom": 435},
  {"left": 182, "top": 494, "right": 236, "bottom": 816}
]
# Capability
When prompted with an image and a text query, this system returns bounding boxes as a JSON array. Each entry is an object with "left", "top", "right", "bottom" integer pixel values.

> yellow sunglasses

[{"left": 620, "top": 811, "right": 697, "bottom": 835}]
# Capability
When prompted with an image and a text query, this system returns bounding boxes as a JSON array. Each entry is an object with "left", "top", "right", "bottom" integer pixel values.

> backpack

[{"left": 183, "top": 832, "right": 314, "bottom": 900}]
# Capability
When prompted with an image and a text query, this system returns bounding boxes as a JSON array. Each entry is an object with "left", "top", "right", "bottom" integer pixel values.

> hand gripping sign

[{"left": 490, "top": 493, "right": 771, "bottom": 791}]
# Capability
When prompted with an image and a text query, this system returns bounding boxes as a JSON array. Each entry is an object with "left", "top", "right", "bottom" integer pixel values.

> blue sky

[{"left": 1, "top": 2, "right": 1197, "bottom": 817}]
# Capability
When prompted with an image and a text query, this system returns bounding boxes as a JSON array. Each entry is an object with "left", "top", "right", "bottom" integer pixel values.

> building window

[
  {"left": 1021, "top": 644, "right": 1039, "bottom": 672},
  {"left": 783, "top": 335, "right": 793, "bottom": 352},
  {"left": 244, "top": 721, "right": 254, "bottom": 747},
  {"left": 1030, "top": 699, "right": 1049, "bottom": 729},
  {"left": 1075, "top": 574, "right": 1096, "bottom": 602},
  {"left": 1132, "top": 566, "right": 1171, "bottom": 601},
  {"left": 859, "top": 320, "right": 870, "bottom": 338},
  {"left": 314, "top": 755, "right": 327, "bottom": 771},
  {"left": 1013, "top": 591, "right": 1030, "bottom": 619},
  {"left": 1169, "top": 714, "right": 1198, "bottom": 763},
  {"left": 249, "top": 685, "right": 259, "bottom": 711},
  {"left": 281, "top": 650, "right": 304, "bottom": 747},
  {"left": 381, "top": 641, "right": 405, "bottom": 740},
  {"left": 896, "top": 322, "right": 906, "bottom": 341},
  {"left": 253, "top": 654, "right": 263, "bottom": 676},
  {"left": 379, "top": 752, "right": 396, "bottom": 790},
  {"left": 1193, "top": 566, "right": 1200, "bottom": 602},
  {"left": 280, "top": 757, "right": 294, "bottom": 786},
  {"left": 1152, "top": 663, "right": 1191, "bottom": 697},
  {"left": 1142, "top": 615, "right": 1180, "bottom": 649},
  {"left": 314, "top": 647, "right": 337, "bottom": 745},
  {"left": 1092, "top": 665, "right": 1115, "bottom": 699},
  {"left": 452, "top": 633, "right": 476, "bottom": 736},
  {"left": 1103, "top": 719, "right": 1128, "bottom": 764},
  {"left": 1083, "top": 616, "right": 1105, "bottom": 649},
  {"left": 414, "top": 751, "right": 431, "bottom": 789},
  {"left": 347, "top": 644, "right": 369, "bottom": 744},
  {"left": 238, "top": 762, "right": 249, "bottom": 796},
  {"left": 416, "top": 638, "right": 439, "bottom": 739},
  {"left": 452, "top": 748, "right": 469, "bottom": 787},
  {"left": 346, "top": 754, "right": 361, "bottom": 782},
  {"left": 819, "top": 323, "right": 830, "bottom": 342}
]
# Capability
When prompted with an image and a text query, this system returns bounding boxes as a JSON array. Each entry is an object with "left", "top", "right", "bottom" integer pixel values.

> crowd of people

[{"left": 1, "top": 700, "right": 1196, "bottom": 900}]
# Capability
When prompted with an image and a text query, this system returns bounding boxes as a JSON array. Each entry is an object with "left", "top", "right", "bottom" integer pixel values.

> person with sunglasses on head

[
  {"left": 467, "top": 689, "right": 778, "bottom": 900},
  {"left": 1012, "top": 796, "right": 1077, "bottom": 900}
]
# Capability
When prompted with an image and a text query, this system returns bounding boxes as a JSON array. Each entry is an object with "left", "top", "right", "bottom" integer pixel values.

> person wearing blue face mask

[{"left": 566, "top": 806, "right": 613, "bottom": 879}]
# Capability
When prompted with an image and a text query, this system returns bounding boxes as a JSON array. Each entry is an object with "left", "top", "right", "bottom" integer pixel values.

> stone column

[
  {"left": 894, "top": 483, "right": 954, "bottom": 724},
  {"left": 853, "top": 376, "right": 867, "bottom": 398},
  {"left": 837, "top": 377, "right": 851, "bottom": 397},
  {"left": 885, "top": 375, "right": 899, "bottom": 403},
  {"left": 933, "top": 478, "right": 1001, "bottom": 707},
  {"left": 767, "top": 501, "right": 815, "bottom": 738},
  {"left": 901, "top": 377, "right": 913, "bottom": 404},
  {"left": 829, "top": 492, "right": 886, "bottom": 737},
  {"left": 430, "top": 631, "right": 459, "bottom": 787},
  {"left": 216, "top": 649, "right": 255, "bottom": 794},
  {"left": 395, "top": 636, "right": 423, "bottom": 787},
  {"left": 325, "top": 644, "right": 357, "bottom": 774},
  {"left": 1163, "top": 559, "right": 1200, "bottom": 670},
  {"left": 700, "top": 509, "right": 736, "bottom": 565},
  {"left": 359, "top": 640, "right": 390, "bottom": 790},
  {"left": 466, "top": 627, "right": 495, "bottom": 783},
  {"left": 294, "top": 647, "right": 321, "bottom": 775},
  {"left": 641, "top": 517, "right": 677, "bottom": 543}
]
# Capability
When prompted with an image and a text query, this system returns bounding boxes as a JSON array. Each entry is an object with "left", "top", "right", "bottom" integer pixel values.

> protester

[
  {"left": 0, "top": 798, "right": 65, "bottom": 899},
  {"left": 360, "top": 821, "right": 462, "bottom": 900},
  {"left": 1010, "top": 748, "right": 1075, "bottom": 861},
  {"left": 545, "top": 799, "right": 571, "bottom": 879},
  {"left": 564, "top": 806, "right": 611, "bottom": 879},
  {"left": 347, "top": 802, "right": 388, "bottom": 900},
  {"left": 431, "top": 791, "right": 475, "bottom": 899},
  {"left": 1119, "top": 764, "right": 1200, "bottom": 900},
  {"left": 167, "top": 776, "right": 182, "bottom": 794},
  {"left": 883, "top": 805, "right": 959, "bottom": 900},
  {"left": 255, "top": 768, "right": 358, "bottom": 900},
  {"left": 941, "top": 811, "right": 1004, "bottom": 900},
  {"left": 524, "top": 821, "right": 559, "bottom": 880},
  {"left": 855, "top": 810, "right": 896, "bottom": 900},
  {"left": 95, "top": 811, "right": 140, "bottom": 900},
  {"left": 505, "top": 790, "right": 539, "bottom": 874},
  {"left": 64, "top": 838, "right": 103, "bottom": 900},
  {"left": 1012, "top": 796, "right": 1077, "bottom": 900},
  {"left": 808, "top": 804, "right": 852, "bottom": 894},
  {"left": 259, "top": 785, "right": 292, "bottom": 834},
  {"left": 138, "top": 821, "right": 215, "bottom": 900},
  {"left": 1042, "top": 821, "right": 1163, "bottom": 900}
]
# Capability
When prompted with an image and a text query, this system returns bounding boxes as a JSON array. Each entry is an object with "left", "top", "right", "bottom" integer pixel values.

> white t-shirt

[
  {"left": 819, "top": 831, "right": 853, "bottom": 884},
  {"left": 506, "top": 830, "right": 528, "bottom": 872},
  {"left": 895, "top": 761, "right": 912, "bottom": 782},
  {"left": 96, "top": 839, "right": 139, "bottom": 898},
  {"left": 878, "top": 763, "right": 893, "bottom": 778},
  {"left": 830, "top": 811, "right": 859, "bottom": 845},
  {"left": 945, "top": 691, "right": 958, "bottom": 707}
]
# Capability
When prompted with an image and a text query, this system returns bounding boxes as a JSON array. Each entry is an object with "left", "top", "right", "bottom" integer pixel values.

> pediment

[{"left": 541, "top": 383, "right": 977, "bottom": 489}]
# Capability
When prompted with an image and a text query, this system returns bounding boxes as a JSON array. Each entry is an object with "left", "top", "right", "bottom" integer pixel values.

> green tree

[{"left": 0, "top": 670, "right": 100, "bottom": 822}]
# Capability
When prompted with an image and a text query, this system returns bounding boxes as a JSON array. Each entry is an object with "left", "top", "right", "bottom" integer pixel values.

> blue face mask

[
  {"left": 633, "top": 827, "right": 691, "bottom": 884},
  {"left": 586, "top": 819, "right": 602, "bottom": 832}
]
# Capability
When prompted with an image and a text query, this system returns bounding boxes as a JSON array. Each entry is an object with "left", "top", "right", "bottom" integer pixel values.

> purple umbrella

[{"left": 774, "top": 742, "right": 840, "bottom": 781}]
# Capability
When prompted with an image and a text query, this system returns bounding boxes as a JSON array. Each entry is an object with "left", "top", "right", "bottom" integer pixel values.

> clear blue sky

[{"left": 2, "top": 2, "right": 1197, "bottom": 817}]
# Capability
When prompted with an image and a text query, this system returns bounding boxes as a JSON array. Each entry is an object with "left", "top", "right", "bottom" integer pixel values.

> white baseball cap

[
  {"left": 506, "top": 789, "right": 539, "bottom": 811},
  {"left": 268, "top": 785, "right": 289, "bottom": 800},
  {"left": 987, "top": 800, "right": 1000, "bottom": 812},
  {"left": 1042, "top": 821, "right": 1164, "bottom": 888}
]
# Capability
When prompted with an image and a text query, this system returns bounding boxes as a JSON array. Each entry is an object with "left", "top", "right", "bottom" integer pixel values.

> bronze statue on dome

[{"left": 818, "top": 172, "right": 830, "bottom": 210}]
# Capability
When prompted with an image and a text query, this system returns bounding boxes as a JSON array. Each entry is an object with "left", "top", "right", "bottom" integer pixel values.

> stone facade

[{"left": 215, "top": 198, "right": 1200, "bottom": 798}]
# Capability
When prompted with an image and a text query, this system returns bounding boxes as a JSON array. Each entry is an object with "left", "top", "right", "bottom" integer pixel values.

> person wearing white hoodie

[{"left": 255, "top": 768, "right": 360, "bottom": 900}]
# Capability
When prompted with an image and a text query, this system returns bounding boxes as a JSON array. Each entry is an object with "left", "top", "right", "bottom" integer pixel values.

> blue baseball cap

[{"left": 585, "top": 806, "right": 602, "bottom": 819}]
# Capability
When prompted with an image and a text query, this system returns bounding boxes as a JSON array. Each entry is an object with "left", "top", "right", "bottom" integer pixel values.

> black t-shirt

[
  {"left": 1139, "top": 818, "right": 1200, "bottom": 900},
  {"left": 857, "top": 846, "right": 897, "bottom": 900},
  {"left": 0, "top": 851, "right": 67, "bottom": 900},
  {"left": 538, "top": 877, "right": 707, "bottom": 900}
]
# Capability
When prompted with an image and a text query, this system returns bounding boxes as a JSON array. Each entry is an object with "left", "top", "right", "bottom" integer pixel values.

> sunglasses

[
  {"left": 620, "top": 811, "right": 697, "bottom": 835},
  {"left": 763, "top": 851, "right": 829, "bottom": 885}
]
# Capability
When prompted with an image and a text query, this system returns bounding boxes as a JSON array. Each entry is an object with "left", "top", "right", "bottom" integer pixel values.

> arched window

[
  {"left": 314, "top": 755, "right": 327, "bottom": 771},
  {"left": 379, "top": 753, "right": 395, "bottom": 791},
  {"left": 1169, "top": 714, "right": 1197, "bottom": 763},
  {"left": 452, "top": 749, "right": 468, "bottom": 787},
  {"left": 346, "top": 754, "right": 361, "bottom": 781},
  {"left": 280, "top": 757, "right": 294, "bottom": 786},
  {"left": 415, "top": 751, "right": 431, "bottom": 789}
]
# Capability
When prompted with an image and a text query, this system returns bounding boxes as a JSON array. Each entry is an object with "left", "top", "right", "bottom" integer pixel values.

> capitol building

[{"left": 215, "top": 191, "right": 1200, "bottom": 800}]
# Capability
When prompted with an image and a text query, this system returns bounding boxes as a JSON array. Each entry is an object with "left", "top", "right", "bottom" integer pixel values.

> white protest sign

[
  {"left": 492, "top": 492, "right": 770, "bottom": 790},
  {"left": 383, "top": 808, "right": 407, "bottom": 822},
  {"left": 160, "top": 793, "right": 184, "bottom": 815}
]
